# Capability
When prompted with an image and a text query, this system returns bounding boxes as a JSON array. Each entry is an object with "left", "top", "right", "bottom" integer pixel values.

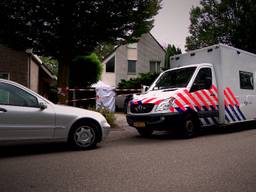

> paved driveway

[{"left": 0, "top": 113, "right": 256, "bottom": 192}]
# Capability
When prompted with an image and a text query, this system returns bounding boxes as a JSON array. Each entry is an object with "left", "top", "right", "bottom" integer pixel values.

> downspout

[{"left": 25, "top": 48, "right": 33, "bottom": 88}]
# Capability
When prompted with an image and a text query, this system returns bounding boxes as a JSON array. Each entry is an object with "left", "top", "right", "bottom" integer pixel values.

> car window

[{"left": 0, "top": 82, "right": 39, "bottom": 108}]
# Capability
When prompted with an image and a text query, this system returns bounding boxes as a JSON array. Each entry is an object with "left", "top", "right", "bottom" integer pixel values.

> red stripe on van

[
  {"left": 201, "top": 90, "right": 217, "bottom": 109},
  {"left": 174, "top": 99, "right": 186, "bottom": 111},
  {"left": 226, "top": 87, "right": 240, "bottom": 106},
  {"left": 177, "top": 93, "right": 195, "bottom": 110},
  {"left": 194, "top": 91, "right": 210, "bottom": 109},
  {"left": 170, "top": 106, "right": 175, "bottom": 112},
  {"left": 208, "top": 89, "right": 218, "bottom": 103},
  {"left": 212, "top": 85, "right": 218, "bottom": 93},
  {"left": 224, "top": 90, "right": 234, "bottom": 107},
  {"left": 143, "top": 98, "right": 156, "bottom": 104},
  {"left": 224, "top": 99, "right": 228, "bottom": 106},
  {"left": 154, "top": 99, "right": 164, "bottom": 105},
  {"left": 184, "top": 89, "right": 202, "bottom": 110}
]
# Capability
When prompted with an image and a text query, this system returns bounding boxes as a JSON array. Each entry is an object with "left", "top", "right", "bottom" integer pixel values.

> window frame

[
  {"left": 190, "top": 67, "right": 212, "bottom": 92},
  {"left": 105, "top": 55, "right": 115, "bottom": 73},
  {"left": 239, "top": 71, "right": 254, "bottom": 90},
  {"left": 0, "top": 72, "right": 10, "bottom": 80},
  {"left": 0, "top": 82, "right": 40, "bottom": 108},
  {"left": 128, "top": 60, "right": 136, "bottom": 74},
  {"left": 150, "top": 61, "right": 161, "bottom": 73}
]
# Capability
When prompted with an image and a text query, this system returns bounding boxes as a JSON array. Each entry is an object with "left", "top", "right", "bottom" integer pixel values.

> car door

[{"left": 0, "top": 82, "right": 55, "bottom": 141}]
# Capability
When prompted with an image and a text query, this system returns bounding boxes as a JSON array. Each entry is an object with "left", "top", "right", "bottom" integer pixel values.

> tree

[
  {"left": 40, "top": 56, "right": 58, "bottom": 76},
  {"left": 164, "top": 44, "right": 181, "bottom": 69},
  {"left": 70, "top": 53, "right": 103, "bottom": 88},
  {"left": 0, "top": 0, "right": 162, "bottom": 103},
  {"left": 185, "top": 0, "right": 256, "bottom": 53},
  {"left": 94, "top": 42, "right": 116, "bottom": 61}
]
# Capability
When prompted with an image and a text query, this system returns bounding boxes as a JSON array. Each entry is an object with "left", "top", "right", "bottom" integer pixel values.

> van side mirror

[
  {"left": 39, "top": 102, "right": 47, "bottom": 110},
  {"left": 141, "top": 85, "right": 149, "bottom": 93}
]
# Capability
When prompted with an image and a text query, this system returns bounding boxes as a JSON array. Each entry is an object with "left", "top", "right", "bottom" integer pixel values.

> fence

[{"left": 65, "top": 88, "right": 141, "bottom": 108}]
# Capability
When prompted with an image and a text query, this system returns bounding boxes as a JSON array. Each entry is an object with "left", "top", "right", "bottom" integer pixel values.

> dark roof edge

[
  {"left": 30, "top": 54, "right": 57, "bottom": 80},
  {"left": 148, "top": 32, "right": 166, "bottom": 53}
]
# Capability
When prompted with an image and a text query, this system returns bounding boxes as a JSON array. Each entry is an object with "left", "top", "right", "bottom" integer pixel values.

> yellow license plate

[{"left": 134, "top": 122, "right": 145, "bottom": 128}]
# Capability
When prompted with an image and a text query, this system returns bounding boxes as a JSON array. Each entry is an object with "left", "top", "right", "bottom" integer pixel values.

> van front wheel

[
  {"left": 137, "top": 128, "right": 153, "bottom": 137},
  {"left": 182, "top": 114, "right": 197, "bottom": 138}
]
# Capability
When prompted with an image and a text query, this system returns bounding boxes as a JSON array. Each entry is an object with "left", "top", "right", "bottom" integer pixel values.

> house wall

[
  {"left": 30, "top": 59, "right": 39, "bottom": 92},
  {"left": 115, "top": 45, "right": 130, "bottom": 87},
  {"left": 115, "top": 33, "right": 165, "bottom": 87},
  {"left": 137, "top": 33, "right": 165, "bottom": 74},
  {"left": 101, "top": 33, "right": 165, "bottom": 87},
  {"left": 0, "top": 46, "right": 28, "bottom": 87},
  {"left": 0, "top": 45, "right": 28, "bottom": 87},
  {"left": 101, "top": 53, "right": 116, "bottom": 86}
]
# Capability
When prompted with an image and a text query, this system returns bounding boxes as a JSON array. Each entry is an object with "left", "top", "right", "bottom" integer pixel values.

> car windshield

[{"left": 152, "top": 67, "right": 196, "bottom": 90}]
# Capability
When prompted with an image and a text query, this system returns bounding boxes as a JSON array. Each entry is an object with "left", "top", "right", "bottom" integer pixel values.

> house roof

[
  {"left": 148, "top": 32, "right": 166, "bottom": 53},
  {"left": 30, "top": 54, "right": 57, "bottom": 80},
  {"left": 102, "top": 32, "right": 166, "bottom": 63}
]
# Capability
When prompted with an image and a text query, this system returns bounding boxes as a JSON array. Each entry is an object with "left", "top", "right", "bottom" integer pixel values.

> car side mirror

[{"left": 39, "top": 102, "right": 47, "bottom": 110}]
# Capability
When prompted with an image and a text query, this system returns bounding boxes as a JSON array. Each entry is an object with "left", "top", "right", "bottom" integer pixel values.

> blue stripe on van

[
  {"left": 229, "top": 105, "right": 241, "bottom": 121},
  {"left": 225, "top": 115, "right": 230, "bottom": 122},
  {"left": 225, "top": 106, "right": 236, "bottom": 121},
  {"left": 235, "top": 105, "right": 246, "bottom": 120},
  {"left": 175, "top": 107, "right": 184, "bottom": 113}
]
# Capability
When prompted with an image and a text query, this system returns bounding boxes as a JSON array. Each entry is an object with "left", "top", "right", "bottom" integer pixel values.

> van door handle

[{"left": 0, "top": 107, "right": 7, "bottom": 112}]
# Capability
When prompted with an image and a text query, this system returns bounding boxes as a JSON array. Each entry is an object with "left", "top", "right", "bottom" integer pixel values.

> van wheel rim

[
  {"left": 74, "top": 126, "right": 95, "bottom": 147},
  {"left": 185, "top": 120, "right": 194, "bottom": 134}
]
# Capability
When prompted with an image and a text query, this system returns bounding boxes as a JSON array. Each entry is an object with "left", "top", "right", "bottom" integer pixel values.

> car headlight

[{"left": 155, "top": 98, "right": 175, "bottom": 112}]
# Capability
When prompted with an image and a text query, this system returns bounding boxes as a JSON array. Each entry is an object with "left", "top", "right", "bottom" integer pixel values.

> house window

[
  {"left": 239, "top": 71, "right": 254, "bottom": 90},
  {"left": 106, "top": 56, "right": 115, "bottom": 72},
  {"left": 127, "top": 43, "right": 137, "bottom": 49},
  {"left": 150, "top": 61, "right": 161, "bottom": 73},
  {"left": 128, "top": 60, "right": 136, "bottom": 74},
  {"left": 0, "top": 72, "right": 10, "bottom": 80}
]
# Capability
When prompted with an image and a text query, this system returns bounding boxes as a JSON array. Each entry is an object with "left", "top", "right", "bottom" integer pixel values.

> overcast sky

[{"left": 150, "top": 0, "right": 201, "bottom": 52}]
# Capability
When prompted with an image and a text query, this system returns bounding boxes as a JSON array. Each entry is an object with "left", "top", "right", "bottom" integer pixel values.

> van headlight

[{"left": 155, "top": 98, "right": 175, "bottom": 112}]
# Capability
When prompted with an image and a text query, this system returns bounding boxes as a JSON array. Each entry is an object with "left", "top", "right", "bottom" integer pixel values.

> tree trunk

[{"left": 57, "top": 53, "right": 71, "bottom": 104}]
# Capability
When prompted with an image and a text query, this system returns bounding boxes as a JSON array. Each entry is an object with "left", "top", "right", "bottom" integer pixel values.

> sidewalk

[{"left": 113, "top": 112, "right": 129, "bottom": 130}]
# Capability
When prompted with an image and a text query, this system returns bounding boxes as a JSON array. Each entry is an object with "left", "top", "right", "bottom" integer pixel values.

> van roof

[
  {"left": 164, "top": 63, "right": 213, "bottom": 72},
  {"left": 170, "top": 43, "right": 256, "bottom": 60}
]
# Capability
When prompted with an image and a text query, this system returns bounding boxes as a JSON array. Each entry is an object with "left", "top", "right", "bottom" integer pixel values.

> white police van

[{"left": 127, "top": 44, "right": 256, "bottom": 137}]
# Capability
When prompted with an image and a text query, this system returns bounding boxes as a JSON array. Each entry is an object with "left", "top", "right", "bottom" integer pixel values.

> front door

[
  {"left": 0, "top": 82, "right": 55, "bottom": 141},
  {"left": 189, "top": 67, "right": 219, "bottom": 126}
]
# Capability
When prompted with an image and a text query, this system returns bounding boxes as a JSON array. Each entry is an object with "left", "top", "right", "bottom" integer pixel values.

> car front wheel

[{"left": 69, "top": 122, "right": 99, "bottom": 150}]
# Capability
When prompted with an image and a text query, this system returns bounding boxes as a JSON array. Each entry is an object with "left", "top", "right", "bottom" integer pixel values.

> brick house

[
  {"left": 101, "top": 33, "right": 166, "bottom": 87},
  {"left": 0, "top": 45, "right": 57, "bottom": 98}
]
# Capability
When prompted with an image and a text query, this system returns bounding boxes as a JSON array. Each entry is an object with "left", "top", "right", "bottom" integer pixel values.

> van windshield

[{"left": 152, "top": 67, "right": 196, "bottom": 90}]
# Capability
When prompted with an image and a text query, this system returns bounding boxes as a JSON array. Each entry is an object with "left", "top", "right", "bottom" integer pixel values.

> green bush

[
  {"left": 70, "top": 53, "right": 103, "bottom": 88},
  {"left": 88, "top": 106, "right": 116, "bottom": 127},
  {"left": 118, "top": 72, "right": 159, "bottom": 89}
]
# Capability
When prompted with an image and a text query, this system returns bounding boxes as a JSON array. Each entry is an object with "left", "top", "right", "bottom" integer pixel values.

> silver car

[{"left": 0, "top": 79, "right": 110, "bottom": 149}]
